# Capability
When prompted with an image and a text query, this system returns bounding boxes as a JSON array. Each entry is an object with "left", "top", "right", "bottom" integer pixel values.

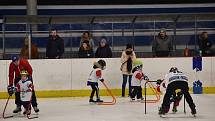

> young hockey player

[
  {"left": 130, "top": 60, "right": 149, "bottom": 102},
  {"left": 159, "top": 67, "right": 196, "bottom": 116},
  {"left": 87, "top": 59, "right": 106, "bottom": 103},
  {"left": 157, "top": 79, "right": 183, "bottom": 113},
  {"left": 171, "top": 89, "right": 183, "bottom": 112},
  {"left": 7, "top": 55, "right": 39, "bottom": 113},
  {"left": 16, "top": 70, "right": 34, "bottom": 115}
]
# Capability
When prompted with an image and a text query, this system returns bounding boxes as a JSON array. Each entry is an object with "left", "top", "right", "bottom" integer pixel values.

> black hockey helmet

[
  {"left": 11, "top": 55, "right": 19, "bottom": 62},
  {"left": 94, "top": 59, "right": 106, "bottom": 70},
  {"left": 169, "top": 67, "right": 179, "bottom": 73},
  {"left": 98, "top": 59, "right": 106, "bottom": 70}
]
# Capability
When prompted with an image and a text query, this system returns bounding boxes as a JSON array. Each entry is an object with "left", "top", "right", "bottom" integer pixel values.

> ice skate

[
  {"left": 130, "top": 98, "right": 135, "bottom": 102},
  {"left": 158, "top": 107, "right": 166, "bottom": 117},
  {"left": 13, "top": 106, "right": 21, "bottom": 113},
  {"left": 136, "top": 98, "right": 142, "bottom": 102},
  {"left": 33, "top": 106, "right": 39, "bottom": 113},
  {"left": 191, "top": 108, "right": 197, "bottom": 117},
  {"left": 190, "top": 104, "right": 197, "bottom": 117},
  {"left": 89, "top": 99, "right": 96, "bottom": 104},
  {"left": 96, "top": 99, "right": 103, "bottom": 103},
  {"left": 23, "top": 109, "right": 31, "bottom": 115},
  {"left": 138, "top": 98, "right": 144, "bottom": 103},
  {"left": 172, "top": 106, "right": 177, "bottom": 113}
]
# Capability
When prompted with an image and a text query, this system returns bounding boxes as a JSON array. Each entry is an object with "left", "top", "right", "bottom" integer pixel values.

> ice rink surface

[{"left": 0, "top": 94, "right": 215, "bottom": 121}]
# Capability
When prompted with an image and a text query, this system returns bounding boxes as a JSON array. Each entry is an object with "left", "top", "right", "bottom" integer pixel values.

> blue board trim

[{"left": 0, "top": 7, "right": 214, "bottom": 16}]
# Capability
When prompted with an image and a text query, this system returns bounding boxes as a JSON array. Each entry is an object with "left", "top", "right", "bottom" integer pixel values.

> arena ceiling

[{"left": 0, "top": 0, "right": 214, "bottom": 5}]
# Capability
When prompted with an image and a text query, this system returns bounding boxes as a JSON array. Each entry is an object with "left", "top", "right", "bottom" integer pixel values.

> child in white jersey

[
  {"left": 16, "top": 70, "right": 33, "bottom": 115},
  {"left": 130, "top": 60, "right": 148, "bottom": 102},
  {"left": 87, "top": 59, "right": 106, "bottom": 103}
]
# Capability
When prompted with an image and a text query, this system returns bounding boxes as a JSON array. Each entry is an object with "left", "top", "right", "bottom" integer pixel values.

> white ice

[{"left": 0, "top": 94, "right": 215, "bottom": 121}]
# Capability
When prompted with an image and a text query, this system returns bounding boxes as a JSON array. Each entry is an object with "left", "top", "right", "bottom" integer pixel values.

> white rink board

[
  {"left": 0, "top": 60, "right": 10, "bottom": 92},
  {"left": 0, "top": 57, "right": 214, "bottom": 92},
  {"left": 71, "top": 58, "right": 122, "bottom": 90},
  {"left": 32, "top": 59, "right": 72, "bottom": 91},
  {"left": 211, "top": 57, "right": 215, "bottom": 86}
]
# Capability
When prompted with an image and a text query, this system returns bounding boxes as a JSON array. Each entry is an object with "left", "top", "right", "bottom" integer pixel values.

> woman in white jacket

[{"left": 120, "top": 44, "right": 136, "bottom": 97}]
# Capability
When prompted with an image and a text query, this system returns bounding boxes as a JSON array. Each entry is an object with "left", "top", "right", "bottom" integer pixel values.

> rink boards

[{"left": 0, "top": 57, "right": 215, "bottom": 99}]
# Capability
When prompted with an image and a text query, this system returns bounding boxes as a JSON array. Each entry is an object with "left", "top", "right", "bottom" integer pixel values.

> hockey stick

[
  {"left": 2, "top": 95, "right": 13, "bottom": 119},
  {"left": 146, "top": 81, "right": 160, "bottom": 102},
  {"left": 144, "top": 80, "right": 161, "bottom": 114},
  {"left": 184, "top": 95, "right": 186, "bottom": 113},
  {"left": 97, "top": 81, "right": 116, "bottom": 105},
  {"left": 26, "top": 104, "right": 38, "bottom": 119},
  {"left": 144, "top": 81, "right": 160, "bottom": 104},
  {"left": 26, "top": 86, "right": 38, "bottom": 119},
  {"left": 27, "top": 113, "right": 38, "bottom": 119}
]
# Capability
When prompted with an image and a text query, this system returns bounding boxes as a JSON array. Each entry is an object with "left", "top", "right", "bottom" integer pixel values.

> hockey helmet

[
  {"left": 132, "top": 60, "right": 143, "bottom": 73},
  {"left": 11, "top": 55, "right": 19, "bottom": 62},
  {"left": 94, "top": 59, "right": 106, "bottom": 70},
  {"left": 20, "top": 70, "right": 29, "bottom": 76},
  {"left": 169, "top": 67, "right": 178, "bottom": 73},
  {"left": 133, "top": 59, "right": 143, "bottom": 69}
]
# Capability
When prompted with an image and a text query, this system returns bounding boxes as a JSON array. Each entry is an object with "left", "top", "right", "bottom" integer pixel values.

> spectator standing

[
  {"left": 80, "top": 31, "right": 95, "bottom": 49},
  {"left": 120, "top": 44, "right": 136, "bottom": 97},
  {"left": 95, "top": 37, "right": 112, "bottom": 58},
  {"left": 152, "top": 28, "right": 173, "bottom": 57},
  {"left": 78, "top": 40, "right": 94, "bottom": 58},
  {"left": 46, "top": 29, "right": 64, "bottom": 59},
  {"left": 20, "top": 37, "right": 39, "bottom": 59},
  {"left": 198, "top": 32, "right": 213, "bottom": 56}
]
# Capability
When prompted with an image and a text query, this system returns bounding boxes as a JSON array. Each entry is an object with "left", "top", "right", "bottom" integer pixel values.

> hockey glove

[
  {"left": 162, "top": 83, "right": 166, "bottom": 88},
  {"left": 156, "top": 79, "right": 163, "bottom": 85},
  {"left": 7, "top": 85, "right": 15, "bottom": 96},
  {"left": 100, "top": 78, "right": 104, "bottom": 82},
  {"left": 156, "top": 86, "right": 161, "bottom": 92},
  {"left": 143, "top": 75, "right": 149, "bottom": 81}
]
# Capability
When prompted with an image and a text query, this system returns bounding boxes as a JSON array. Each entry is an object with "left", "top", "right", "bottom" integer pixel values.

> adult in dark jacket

[
  {"left": 198, "top": 32, "right": 213, "bottom": 56},
  {"left": 78, "top": 40, "right": 94, "bottom": 58},
  {"left": 152, "top": 28, "right": 173, "bottom": 57},
  {"left": 46, "top": 29, "right": 64, "bottom": 59},
  {"left": 95, "top": 37, "right": 112, "bottom": 58}
]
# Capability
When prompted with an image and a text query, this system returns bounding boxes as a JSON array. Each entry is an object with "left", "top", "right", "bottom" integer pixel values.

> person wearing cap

[
  {"left": 8, "top": 55, "right": 39, "bottom": 113},
  {"left": 78, "top": 40, "right": 94, "bottom": 58},
  {"left": 95, "top": 36, "right": 112, "bottom": 58},
  {"left": 152, "top": 28, "right": 173, "bottom": 57},
  {"left": 120, "top": 44, "right": 136, "bottom": 97}
]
